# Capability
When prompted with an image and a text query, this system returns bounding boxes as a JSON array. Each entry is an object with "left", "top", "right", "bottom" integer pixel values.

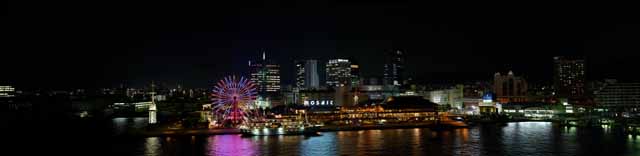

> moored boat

[{"left": 240, "top": 116, "right": 321, "bottom": 136}]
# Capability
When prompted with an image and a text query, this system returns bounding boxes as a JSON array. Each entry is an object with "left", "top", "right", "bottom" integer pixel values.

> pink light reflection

[{"left": 206, "top": 135, "right": 256, "bottom": 156}]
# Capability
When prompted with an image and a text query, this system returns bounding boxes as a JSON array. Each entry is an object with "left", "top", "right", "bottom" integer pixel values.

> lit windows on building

[
  {"left": 295, "top": 61, "right": 305, "bottom": 88},
  {"left": 595, "top": 81, "right": 640, "bottom": 109},
  {"left": 249, "top": 52, "right": 281, "bottom": 94},
  {"left": 0, "top": 86, "right": 15, "bottom": 97},
  {"left": 493, "top": 71, "right": 528, "bottom": 103},
  {"left": 295, "top": 60, "right": 320, "bottom": 89},
  {"left": 384, "top": 50, "right": 404, "bottom": 86},
  {"left": 554, "top": 56, "right": 585, "bottom": 97},
  {"left": 326, "top": 59, "right": 352, "bottom": 87},
  {"left": 350, "top": 62, "right": 360, "bottom": 87}
]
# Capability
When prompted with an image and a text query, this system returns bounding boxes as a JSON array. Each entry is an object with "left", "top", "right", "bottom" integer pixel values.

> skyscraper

[
  {"left": 295, "top": 61, "right": 305, "bottom": 88},
  {"left": 350, "top": 60, "right": 360, "bottom": 87},
  {"left": 326, "top": 59, "right": 351, "bottom": 87},
  {"left": 554, "top": 56, "right": 586, "bottom": 97},
  {"left": 384, "top": 50, "right": 404, "bottom": 86},
  {"left": 249, "top": 51, "right": 281, "bottom": 94},
  {"left": 295, "top": 59, "right": 320, "bottom": 89}
]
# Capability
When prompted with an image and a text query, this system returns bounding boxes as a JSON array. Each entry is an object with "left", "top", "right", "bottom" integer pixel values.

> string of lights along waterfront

[{"left": 5, "top": 2, "right": 640, "bottom": 156}]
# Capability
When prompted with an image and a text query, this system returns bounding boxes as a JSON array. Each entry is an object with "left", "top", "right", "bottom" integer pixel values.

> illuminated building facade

[
  {"left": 249, "top": 52, "right": 281, "bottom": 94},
  {"left": 326, "top": 59, "right": 352, "bottom": 87},
  {"left": 305, "top": 96, "right": 438, "bottom": 124},
  {"left": 594, "top": 80, "right": 640, "bottom": 111},
  {"left": 148, "top": 82, "right": 157, "bottom": 124},
  {"left": 554, "top": 56, "right": 586, "bottom": 97},
  {"left": 295, "top": 61, "right": 305, "bottom": 88},
  {"left": 501, "top": 103, "right": 555, "bottom": 119},
  {"left": 298, "top": 89, "right": 335, "bottom": 107},
  {"left": 295, "top": 59, "right": 320, "bottom": 89},
  {"left": 425, "top": 85, "right": 464, "bottom": 110},
  {"left": 494, "top": 71, "right": 528, "bottom": 103},
  {"left": 350, "top": 61, "right": 360, "bottom": 87},
  {"left": 384, "top": 50, "right": 404, "bottom": 86},
  {"left": 264, "top": 64, "right": 281, "bottom": 92},
  {"left": 479, "top": 92, "right": 500, "bottom": 114},
  {"left": 0, "top": 85, "right": 15, "bottom": 97}
]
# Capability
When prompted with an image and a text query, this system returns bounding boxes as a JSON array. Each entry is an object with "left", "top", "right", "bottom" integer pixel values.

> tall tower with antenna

[{"left": 148, "top": 81, "right": 157, "bottom": 124}]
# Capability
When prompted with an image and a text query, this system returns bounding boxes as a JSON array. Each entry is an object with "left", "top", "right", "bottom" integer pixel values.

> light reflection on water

[
  {"left": 206, "top": 135, "right": 256, "bottom": 156},
  {"left": 111, "top": 117, "right": 147, "bottom": 135},
  {"left": 143, "top": 137, "right": 162, "bottom": 156},
  {"left": 123, "top": 121, "right": 640, "bottom": 156}
]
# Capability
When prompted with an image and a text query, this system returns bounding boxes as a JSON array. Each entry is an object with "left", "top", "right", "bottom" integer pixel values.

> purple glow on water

[{"left": 206, "top": 135, "right": 256, "bottom": 156}]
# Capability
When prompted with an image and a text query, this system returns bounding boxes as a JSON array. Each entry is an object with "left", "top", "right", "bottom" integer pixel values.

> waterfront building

[
  {"left": 501, "top": 102, "right": 556, "bottom": 119},
  {"left": 307, "top": 96, "right": 438, "bottom": 124},
  {"left": 478, "top": 92, "right": 499, "bottom": 114},
  {"left": 594, "top": 79, "right": 640, "bottom": 117},
  {"left": 493, "top": 71, "right": 528, "bottom": 103},
  {"left": 422, "top": 85, "right": 464, "bottom": 110},
  {"left": 554, "top": 56, "right": 586, "bottom": 98},
  {"left": 298, "top": 89, "right": 336, "bottom": 109}
]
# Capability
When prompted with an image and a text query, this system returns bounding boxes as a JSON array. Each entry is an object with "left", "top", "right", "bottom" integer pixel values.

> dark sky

[{"left": 3, "top": 1, "right": 640, "bottom": 89}]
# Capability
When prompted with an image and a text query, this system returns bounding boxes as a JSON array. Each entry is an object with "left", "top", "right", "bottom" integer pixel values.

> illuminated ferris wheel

[{"left": 211, "top": 76, "right": 258, "bottom": 127}]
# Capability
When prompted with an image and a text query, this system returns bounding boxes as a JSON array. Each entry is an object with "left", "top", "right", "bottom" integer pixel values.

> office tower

[
  {"left": 384, "top": 50, "right": 404, "bottom": 86},
  {"left": 295, "top": 59, "right": 320, "bottom": 89},
  {"left": 249, "top": 51, "right": 281, "bottom": 94},
  {"left": 350, "top": 60, "right": 360, "bottom": 87},
  {"left": 554, "top": 56, "right": 586, "bottom": 97},
  {"left": 326, "top": 59, "right": 351, "bottom": 87}
]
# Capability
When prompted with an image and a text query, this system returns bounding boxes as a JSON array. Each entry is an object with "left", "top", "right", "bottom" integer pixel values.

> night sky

[{"left": 3, "top": 1, "right": 640, "bottom": 89}]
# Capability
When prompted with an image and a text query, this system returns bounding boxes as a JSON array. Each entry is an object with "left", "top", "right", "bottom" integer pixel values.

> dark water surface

[{"left": 9, "top": 118, "right": 640, "bottom": 156}]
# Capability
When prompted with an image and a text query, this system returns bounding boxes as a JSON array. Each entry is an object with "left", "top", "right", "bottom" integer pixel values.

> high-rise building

[
  {"left": 295, "top": 61, "right": 305, "bottom": 88},
  {"left": 249, "top": 51, "right": 281, "bottom": 94},
  {"left": 494, "top": 71, "right": 528, "bottom": 103},
  {"left": 554, "top": 56, "right": 586, "bottom": 97},
  {"left": 350, "top": 60, "right": 360, "bottom": 87},
  {"left": 264, "top": 64, "right": 280, "bottom": 92},
  {"left": 326, "top": 59, "right": 352, "bottom": 87},
  {"left": 384, "top": 50, "right": 405, "bottom": 86},
  {"left": 295, "top": 59, "right": 320, "bottom": 89}
]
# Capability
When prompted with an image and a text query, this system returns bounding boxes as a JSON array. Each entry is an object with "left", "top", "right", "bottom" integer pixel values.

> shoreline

[
  {"left": 125, "top": 120, "right": 640, "bottom": 137},
  {"left": 124, "top": 122, "right": 472, "bottom": 137}
]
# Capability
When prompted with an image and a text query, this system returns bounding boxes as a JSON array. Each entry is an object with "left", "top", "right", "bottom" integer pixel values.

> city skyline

[{"left": 6, "top": 2, "right": 640, "bottom": 156}]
